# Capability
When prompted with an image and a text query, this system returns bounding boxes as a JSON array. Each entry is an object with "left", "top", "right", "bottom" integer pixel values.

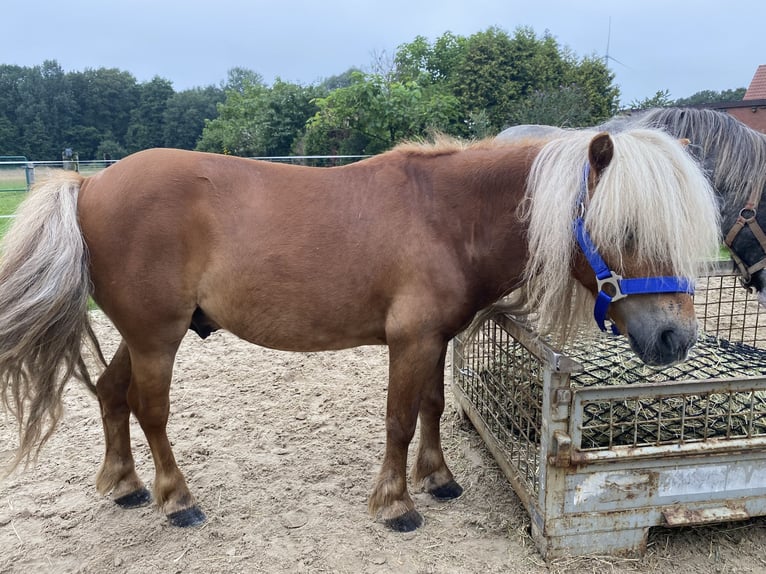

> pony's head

[
  {"left": 521, "top": 128, "right": 720, "bottom": 366},
  {"left": 633, "top": 108, "right": 766, "bottom": 305}
]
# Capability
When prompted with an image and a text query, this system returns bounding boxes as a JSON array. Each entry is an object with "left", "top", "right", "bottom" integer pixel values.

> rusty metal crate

[{"left": 452, "top": 262, "right": 766, "bottom": 558}]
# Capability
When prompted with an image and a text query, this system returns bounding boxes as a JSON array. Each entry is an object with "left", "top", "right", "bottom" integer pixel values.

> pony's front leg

[
  {"left": 129, "top": 344, "right": 205, "bottom": 527},
  {"left": 411, "top": 345, "right": 463, "bottom": 501},
  {"left": 369, "top": 335, "right": 447, "bottom": 531},
  {"left": 95, "top": 340, "right": 150, "bottom": 508}
]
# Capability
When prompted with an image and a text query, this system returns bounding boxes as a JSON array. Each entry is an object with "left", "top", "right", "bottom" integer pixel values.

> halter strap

[
  {"left": 574, "top": 163, "right": 694, "bottom": 334},
  {"left": 724, "top": 186, "right": 766, "bottom": 288}
]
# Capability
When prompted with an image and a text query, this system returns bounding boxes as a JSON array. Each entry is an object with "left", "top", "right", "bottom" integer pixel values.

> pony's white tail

[{"left": 0, "top": 172, "right": 105, "bottom": 471}]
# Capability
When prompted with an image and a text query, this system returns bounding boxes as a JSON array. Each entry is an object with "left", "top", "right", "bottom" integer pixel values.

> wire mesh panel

[
  {"left": 695, "top": 265, "right": 766, "bottom": 347},
  {"left": 453, "top": 320, "right": 543, "bottom": 495},
  {"left": 567, "top": 335, "right": 766, "bottom": 450}
]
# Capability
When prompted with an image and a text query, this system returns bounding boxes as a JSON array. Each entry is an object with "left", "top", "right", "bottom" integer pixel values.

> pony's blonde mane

[{"left": 514, "top": 128, "right": 720, "bottom": 341}]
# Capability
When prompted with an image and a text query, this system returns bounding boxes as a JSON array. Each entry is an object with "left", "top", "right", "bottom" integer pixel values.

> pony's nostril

[
  {"left": 661, "top": 329, "right": 677, "bottom": 351},
  {"left": 660, "top": 327, "right": 694, "bottom": 362}
]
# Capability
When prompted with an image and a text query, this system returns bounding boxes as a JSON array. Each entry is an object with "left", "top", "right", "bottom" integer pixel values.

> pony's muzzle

[{"left": 627, "top": 322, "right": 697, "bottom": 367}]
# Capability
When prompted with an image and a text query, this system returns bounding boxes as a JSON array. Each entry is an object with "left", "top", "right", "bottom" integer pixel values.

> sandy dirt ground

[{"left": 1, "top": 312, "right": 766, "bottom": 574}]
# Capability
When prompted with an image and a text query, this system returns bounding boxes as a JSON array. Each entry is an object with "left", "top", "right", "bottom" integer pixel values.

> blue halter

[{"left": 574, "top": 163, "right": 694, "bottom": 334}]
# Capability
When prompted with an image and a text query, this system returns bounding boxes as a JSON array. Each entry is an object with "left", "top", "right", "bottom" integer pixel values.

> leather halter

[
  {"left": 574, "top": 163, "right": 694, "bottom": 334},
  {"left": 724, "top": 186, "right": 766, "bottom": 289}
]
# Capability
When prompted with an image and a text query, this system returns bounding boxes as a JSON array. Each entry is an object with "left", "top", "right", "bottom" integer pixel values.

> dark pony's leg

[
  {"left": 95, "top": 340, "right": 151, "bottom": 507},
  {"left": 369, "top": 333, "right": 449, "bottom": 531},
  {"left": 127, "top": 340, "right": 205, "bottom": 527},
  {"left": 412, "top": 344, "right": 463, "bottom": 501}
]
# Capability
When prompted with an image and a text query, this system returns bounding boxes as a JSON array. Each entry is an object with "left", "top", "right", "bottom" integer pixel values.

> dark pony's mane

[{"left": 602, "top": 108, "right": 766, "bottom": 227}]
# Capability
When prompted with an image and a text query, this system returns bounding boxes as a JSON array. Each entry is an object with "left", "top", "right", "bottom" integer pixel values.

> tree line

[
  {"left": 0, "top": 26, "right": 745, "bottom": 161},
  {"left": 0, "top": 60, "right": 225, "bottom": 161}
]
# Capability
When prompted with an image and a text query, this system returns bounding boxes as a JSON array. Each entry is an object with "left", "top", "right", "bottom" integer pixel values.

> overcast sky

[{"left": 5, "top": 1, "right": 763, "bottom": 106}]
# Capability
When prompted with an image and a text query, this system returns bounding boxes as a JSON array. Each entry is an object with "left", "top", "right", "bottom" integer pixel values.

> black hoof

[
  {"left": 429, "top": 479, "right": 464, "bottom": 501},
  {"left": 384, "top": 508, "right": 423, "bottom": 532},
  {"left": 167, "top": 506, "right": 207, "bottom": 527},
  {"left": 114, "top": 487, "right": 152, "bottom": 509}
]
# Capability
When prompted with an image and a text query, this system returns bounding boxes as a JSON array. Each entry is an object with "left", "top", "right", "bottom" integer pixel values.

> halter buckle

[
  {"left": 739, "top": 207, "right": 757, "bottom": 222},
  {"left": 596, "top": 273, "right": 627, "bottom": 302},
  {"left": 738, "top": 273, "right": 755, "bottom": 292}
]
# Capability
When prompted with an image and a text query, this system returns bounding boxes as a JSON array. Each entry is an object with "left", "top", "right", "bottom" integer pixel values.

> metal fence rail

[{"left": 0, "top": 159, "right": 118, "bottom": 194}]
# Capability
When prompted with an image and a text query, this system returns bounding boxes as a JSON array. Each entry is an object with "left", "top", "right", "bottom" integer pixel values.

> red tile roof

[{"left": 744, "top": 65, "right": 766, "bottom": 100}]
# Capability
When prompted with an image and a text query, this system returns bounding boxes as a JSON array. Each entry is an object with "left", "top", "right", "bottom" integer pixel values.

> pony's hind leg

[
  {"left": 128, "top": 341, "right": 205, "bottom": 527},
  {"left": 96, "top": 340, "right": 151, "bottom": 508},
  {"left": 411, "top": 344, "right": 463, "bottom": 501}
]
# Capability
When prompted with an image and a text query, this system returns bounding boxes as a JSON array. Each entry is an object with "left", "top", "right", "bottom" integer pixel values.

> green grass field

[
  {"left": 0, "top": 166, "right": 29, "bottom": 234},
  {"left": 0, "top": 190, "right": 26, "bottom": 211},
  {"left": 0, "top": 190, "right": 26, "bottom": 237},
  {"left": 0, "top": 166, "right": 109, "bottom": 240}
]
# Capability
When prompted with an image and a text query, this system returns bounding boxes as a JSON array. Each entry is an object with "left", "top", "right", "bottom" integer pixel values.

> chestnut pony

[{"left": 0, "top": 129, "right": 718, "bottom": 532}]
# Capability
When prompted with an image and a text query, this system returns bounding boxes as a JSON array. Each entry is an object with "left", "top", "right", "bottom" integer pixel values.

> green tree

[
  {"left": 319, "top": 68, "right": 361, "bottom": 91},
  {"left": 197, "top": 78, "right": 267, "bottom": 156},
  {"left": 163, "top": 86, "right": 225, "bottom": 150},
  {"left": 448, "top": 27, "right": 519, "bottom": 132},
  {"left": 0, "top": 65, "right": 24, "bottom": 154},
  {"left": 395, "top": 27, "right": 619, "bottom": 135},
  {"left": 197, "top": 78, "right": 319, "bottom": 156},
  {"left": 14, "top": 60, "right": 75, "bottom": 159},
  {"left": 0, "top": 116, "right": 18, "bottom": 154},
  {"left": 224, "top": 67, "right": 264, "bottom": 94},
  {"left": 96, "top": 137, "right": 128, "bottom": 161},
  {"left": 449, "top": 27, "right": 566, "bottom": 130},
  {"left": 303, "top": 71, "right": 460, "bottom": 155},
  {"left": 258, "top": 80, "right": 321, "bottom": 155},
  {"left": 508, "top": 85, "right": 599, "bottom": 127},
  {"left": 675, "top": 88, "right": 746, "bottom": 105},
  {"left": 125, "top": 76, "right": 175, "bottom": 152},
  {"left": 21, "top": 117, "right": 50, "bottom": 159},
  {"left": 69, "top": 67, "right": 140, "bottom": 151},
  {"left": 629, "top": 89, "right": 674, "bottom": 110},
  {"left": 564, "top": 55, "right": 619, "bottom": 122},
  {"left": 394, "top": 32, "right": 465, "bottom": 86},
  {"left": 394, "top": 35, "right": 434, "bottom": 83},
  {"left": 64, "top": 125, "right": 103, "bottom": 160}
]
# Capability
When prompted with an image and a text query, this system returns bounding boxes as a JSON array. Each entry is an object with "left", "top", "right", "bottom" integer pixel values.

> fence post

[{"left": 25, "top": 163, "right": 35, "bottom": 191}]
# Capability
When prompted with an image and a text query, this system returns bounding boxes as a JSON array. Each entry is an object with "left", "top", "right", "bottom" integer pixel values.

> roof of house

[{"left": 744, "top": 64, "right": 766, "bottom": 100}]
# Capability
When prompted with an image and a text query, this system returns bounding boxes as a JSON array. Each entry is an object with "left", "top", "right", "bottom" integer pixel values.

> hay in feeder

[
  {"left": 463, "top": 330, "right": 766, "bottom": 452},
  {"left": 566, "top": 334, "right": 766, "bottom": 449}
]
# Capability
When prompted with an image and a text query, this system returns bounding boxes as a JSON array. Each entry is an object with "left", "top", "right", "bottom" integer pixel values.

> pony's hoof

[
  {"left": 114, "top": 487, "right": 152, "bottom": 509},
  {"left": 429, "top": 479, "right": 464, "bottom": 501},
  {"left": 167, "top": 506, "right": 207, "bottom": 527},
  {"left": 384, "top": 508, "right": 423, "bottom": 532}
]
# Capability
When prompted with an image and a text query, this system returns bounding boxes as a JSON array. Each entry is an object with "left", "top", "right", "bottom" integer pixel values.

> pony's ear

[
  {"left": 588, "top": 132, "right": 614, "bottom": 175},
  {"left": 679, "top": 138, "right": 691, "bottom": 147}
]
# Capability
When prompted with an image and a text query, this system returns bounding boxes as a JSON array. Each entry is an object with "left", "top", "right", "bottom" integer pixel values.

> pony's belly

[{"left": 213, "top": 307, "right": 388, "bottom": 353}]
